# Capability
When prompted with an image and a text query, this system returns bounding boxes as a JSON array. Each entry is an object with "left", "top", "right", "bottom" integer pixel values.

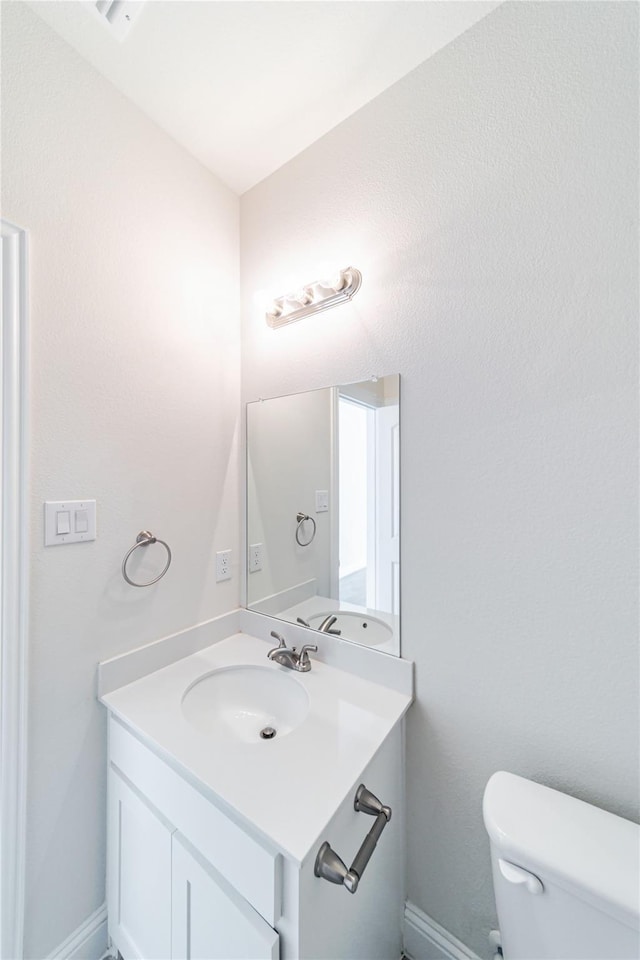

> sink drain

[{"left": 260, "top": 726, "right": 277, "bottom": 740}]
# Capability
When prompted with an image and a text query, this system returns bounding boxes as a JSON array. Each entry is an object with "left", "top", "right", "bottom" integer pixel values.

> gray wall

[
  {"left": 240, "top": 3, "right": 639, "bottom": 956},
  {"left": 1, "top": 4, "right": 240, "bottom": 956},
  {"left": 247, "top": 388, "right": 332, "bottom": 605}
]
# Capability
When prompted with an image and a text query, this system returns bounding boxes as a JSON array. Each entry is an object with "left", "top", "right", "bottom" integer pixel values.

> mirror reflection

[{"left": 246, "top": 375, "right": 400, "bottom": 655}]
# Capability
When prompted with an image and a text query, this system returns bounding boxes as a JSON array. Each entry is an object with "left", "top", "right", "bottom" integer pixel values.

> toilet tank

[{"left": 483, "top": 772, "right": 640, "bottom": 960}]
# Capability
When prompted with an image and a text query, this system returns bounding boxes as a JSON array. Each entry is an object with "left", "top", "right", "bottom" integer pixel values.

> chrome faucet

[
  {"left": 317, "top": 615, "right": 341, "bottom": 636},
  {"left": 267, "top": 631, "right": 317, "bottom": 672}
]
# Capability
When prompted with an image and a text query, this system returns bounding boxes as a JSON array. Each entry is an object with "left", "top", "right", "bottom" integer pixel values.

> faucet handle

[
  {"left": 268, "top": 631, "right": 288, "bottom": 657},
  {"left": 298, "top": 643, "right": 318, "bottom": 668},
  {"left": 317, "top": 615, "right": 341, "bottom": 636}
]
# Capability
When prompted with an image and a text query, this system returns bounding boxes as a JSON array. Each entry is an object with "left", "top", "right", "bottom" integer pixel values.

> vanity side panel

[
  {"left": 277, "top": 857, "right": 301, "bottom": 960},
  {"left": 297, "top": 725, "right": 404, "bottom": 960}
]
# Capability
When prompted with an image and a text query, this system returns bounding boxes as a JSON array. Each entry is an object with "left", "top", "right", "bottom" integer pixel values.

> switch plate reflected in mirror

[{"left": 246, "top": 375, "right": 400, "bottom": 656}]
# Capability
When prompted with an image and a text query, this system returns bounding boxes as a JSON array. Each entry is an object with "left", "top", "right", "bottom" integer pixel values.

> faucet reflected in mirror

[{"left": 246, "top": 375, "right": 400, "bottom": 655}]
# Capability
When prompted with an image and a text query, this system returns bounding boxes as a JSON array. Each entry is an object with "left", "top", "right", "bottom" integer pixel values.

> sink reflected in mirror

[
  {"left": 181, "top": 665, "right": 309, "bottom": 743},
  {"left": 246, "top": 375, "right": 400, "bottom": 655},
  {"left": 306, "top": 611, "right": 393, "bottom": 648}
]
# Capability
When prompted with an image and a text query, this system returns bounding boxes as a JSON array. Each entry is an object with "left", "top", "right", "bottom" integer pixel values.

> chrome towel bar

[{"left": 314, "top": 784, "right": 391, "bottom": 894}]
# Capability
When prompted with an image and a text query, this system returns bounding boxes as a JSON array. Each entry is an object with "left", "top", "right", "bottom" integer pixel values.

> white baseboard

[
  {"left": 46, "top": 896, "right": 475, "bottom": 960},
  {"left": 403, "top": 902, "right": 481, "bottom": 960},
  {"left": 46, "top": 903, "right": 108, "bottom": 960}
]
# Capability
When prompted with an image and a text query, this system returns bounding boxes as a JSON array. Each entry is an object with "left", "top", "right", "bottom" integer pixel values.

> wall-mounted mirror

[{"left": 246, "top": 375, "right": 400, "bottom": 655}]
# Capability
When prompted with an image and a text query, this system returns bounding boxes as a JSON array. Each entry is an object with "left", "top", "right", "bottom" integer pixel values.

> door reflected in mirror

[{"left": 246, "top": 375, "right": 400, "bottom": 655}]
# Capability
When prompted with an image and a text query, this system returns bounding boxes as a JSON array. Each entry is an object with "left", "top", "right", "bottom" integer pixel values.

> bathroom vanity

[{"left": 101, "top": 630, "right": 412, "bottom": 959}]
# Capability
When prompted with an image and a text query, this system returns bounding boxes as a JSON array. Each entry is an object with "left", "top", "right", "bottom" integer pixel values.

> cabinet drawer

[{"left": 109, "top": 716, "right": 281, "bottom": 926}]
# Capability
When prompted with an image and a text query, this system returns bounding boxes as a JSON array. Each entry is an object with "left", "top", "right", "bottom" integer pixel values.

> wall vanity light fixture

[{"left": 265, "top": 267, "right": 362, "bottom": 328}]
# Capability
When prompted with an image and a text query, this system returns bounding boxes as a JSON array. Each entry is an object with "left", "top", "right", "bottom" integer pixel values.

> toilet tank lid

[{"left": 483, "top": 772, "right": 640, "bottom": 926}]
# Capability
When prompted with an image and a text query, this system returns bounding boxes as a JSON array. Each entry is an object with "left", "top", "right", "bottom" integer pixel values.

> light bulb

[
  {"left": 295, "top": 289, "right": 313, "bottom": 306},
  {"left": 267, "top": 300, "right": 283, "bottom": 320},
  {"left": 331, "top": 269, "right": 348, "bottom": 292}
]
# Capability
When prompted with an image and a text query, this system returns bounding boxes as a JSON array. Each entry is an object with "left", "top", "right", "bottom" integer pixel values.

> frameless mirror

[{"left": 246, "top": 375, "right": 400, "bottom": 655}]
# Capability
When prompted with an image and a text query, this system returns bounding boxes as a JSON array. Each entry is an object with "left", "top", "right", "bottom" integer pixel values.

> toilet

[{"left": 483, "top": 771, "right": 640, "bottom": 960}]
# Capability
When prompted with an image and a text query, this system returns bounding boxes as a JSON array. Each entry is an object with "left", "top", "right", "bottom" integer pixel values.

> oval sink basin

[
  {"left": 307, "top": 611, "right": 393, "bottom": 647},
  {"left": 181, "top": 665, "right": 309, "bottom": 743}
]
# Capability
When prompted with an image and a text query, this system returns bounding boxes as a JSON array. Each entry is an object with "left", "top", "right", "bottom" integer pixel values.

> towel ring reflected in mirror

[{"left": 295, "top": 512, "right": 316, "bottom": 547}]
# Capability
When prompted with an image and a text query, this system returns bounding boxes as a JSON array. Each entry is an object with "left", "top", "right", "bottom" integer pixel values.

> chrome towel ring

[
  {"left": 122, "top": 530, "right": 172, "bottom": 587},
  {"left": 295, "top": 512, "right": 316, "bottom": 547}
]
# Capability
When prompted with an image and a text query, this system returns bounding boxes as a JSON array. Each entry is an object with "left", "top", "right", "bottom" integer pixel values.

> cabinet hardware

[
  {"left": 314, "top": 784, "right": 391, "bottom": 894},
  {"left": 122, "top": 530, "right": 172, "bottom": 587}
]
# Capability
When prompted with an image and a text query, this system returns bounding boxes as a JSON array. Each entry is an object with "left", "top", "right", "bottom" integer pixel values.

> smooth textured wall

[
  {"left": 241, "top": 3, "right": 639, "bottom": 956},
  {"left": 247, "top": 388, "right": 332, "bottom": 606},
  {"left": 1, "top": 4, "right": 240, "bottom": 956}
]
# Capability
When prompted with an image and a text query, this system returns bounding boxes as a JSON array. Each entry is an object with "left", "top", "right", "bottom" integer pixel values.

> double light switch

[{"left": 44, "top": 500, "right": 96, "bottom": 545}]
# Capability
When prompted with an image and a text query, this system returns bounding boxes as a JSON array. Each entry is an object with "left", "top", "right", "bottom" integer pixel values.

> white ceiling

[{"left": 28, "top": 1, "right": 501, "bottom": 194}]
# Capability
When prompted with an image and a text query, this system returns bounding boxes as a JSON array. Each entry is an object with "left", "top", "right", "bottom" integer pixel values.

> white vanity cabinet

[
  {"left": 108, "top": 767, "right": 279, "bottom": 960},
  {"left": 106, "top": 713, "right": 404, "bottom": 960},
  {"left": 107, "top": 717, "right": 281, "bottom": 960},
  {"left": 107, "top": 769, "right": 173, "bottom": 959},
  {"left": 171, "top": 836, "right": 279, "bottom": 960}
]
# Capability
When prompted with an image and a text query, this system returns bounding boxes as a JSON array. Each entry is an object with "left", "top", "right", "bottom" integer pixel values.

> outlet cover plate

[
  {"left": 249, "top": 543, "right": 263, "bottom": 573},
  {"left": 216, "top": 549, "right": 232, "bottom": 582}
]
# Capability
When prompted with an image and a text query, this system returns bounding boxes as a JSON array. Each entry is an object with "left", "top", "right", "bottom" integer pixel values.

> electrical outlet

[
  {"left": 249, "top": 543, "right": 263, "bottom": 573},
  {"left": 216, "top": 549, "right": 232, "bottom": 582}
]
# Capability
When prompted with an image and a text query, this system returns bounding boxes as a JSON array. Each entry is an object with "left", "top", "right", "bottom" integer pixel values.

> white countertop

[{"left": 101, "top": 632, "right": 412, "bottom": 864}]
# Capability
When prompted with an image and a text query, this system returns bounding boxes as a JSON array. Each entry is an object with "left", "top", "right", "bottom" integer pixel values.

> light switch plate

[
  {"left": 45, "top": 500, "right": 96, "bottom": 546},
  {"left": 315, "top": 490, "right": 329, "bottom": 513}
]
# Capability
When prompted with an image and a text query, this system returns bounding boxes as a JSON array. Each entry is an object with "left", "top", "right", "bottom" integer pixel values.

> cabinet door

[
  {"left": 108, "top": 769, "right": 173, "bottom": 960},
  {"left": 171, "top": 834, "right": 279, "bottom": 960}
]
